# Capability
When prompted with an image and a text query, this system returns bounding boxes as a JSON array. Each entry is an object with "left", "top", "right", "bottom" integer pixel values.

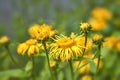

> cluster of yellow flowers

[
  {"left": 15, "top": 21, "right": 105, "bottom": 80},
  {"left": 89, "top": 7, "right": 112, "bottom": 31},
  {"left": 17, "top": 24, "right": 57, "bottom": 56}
]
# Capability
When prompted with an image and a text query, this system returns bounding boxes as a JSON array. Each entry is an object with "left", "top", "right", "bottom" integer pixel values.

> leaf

[
  {"left": 25, "top": 61, "right": 32, "bottom": 72},
  {"left": 90, "top": 61, "right": 97, "bottom": 73},
  {"left": 0, "top": 69, "right": 28, "bottom": 80}
]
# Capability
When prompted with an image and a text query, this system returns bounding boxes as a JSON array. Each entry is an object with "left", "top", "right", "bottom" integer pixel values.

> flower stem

[
  {"left": 82, "top": 32, "right": 88, "bottom": 56},
  {"left": 42, "top": 41, "right": 54, "bottom": 80},
  {"left": 31, "top": 56, "right": 36, "bottom": 80},
  {"left": 5, "top": 46, "right": 24, "bottom": 71},
  {"left": 96, "top": 45, "right": 101, "bottom": 73},
  {"left": 68, "top": 60, "right": 74, "bottom": 80},
  {"left": 75, "top": 32, "right": 88, "bottom": 72}
]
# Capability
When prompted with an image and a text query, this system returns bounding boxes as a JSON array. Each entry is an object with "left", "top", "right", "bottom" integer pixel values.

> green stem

[
  {"left": 5, "top": 46, "right": 24, "bottom": 71},
  {"left": 69, "top": 60, "right": 74, "bottom": 80},
  {"left": 42, "top": 41, "right": 54, "bottom": 80},
  {"left": 96, "top": 45, "right": 101, "bottom": 73},
  {"left": 31, "top": 56, "right": 36, "bottom": 80},
  {"left": 82, "top": 32, "right": 88, "bottom": 56},
  {"left": 75, "top": 32, "right": 88, "bottom": 72}
]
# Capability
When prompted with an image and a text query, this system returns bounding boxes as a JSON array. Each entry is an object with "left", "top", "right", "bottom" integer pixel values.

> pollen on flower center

[{"left": 57, "top": 37, "right": 76, "bottom": 49}]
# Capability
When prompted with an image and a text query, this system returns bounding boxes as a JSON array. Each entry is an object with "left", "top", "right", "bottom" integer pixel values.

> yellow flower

[
  {"left": 50, "top": 61, "right": 56, "bottom": 68},
  {"left": 80, "top": 22, "right": 91, "bottom": 31},
  {"left": 89, "top": 18, "right": 106, "bottom": 31},
  {"left": 93, "top": 34, "right": 103, "bottom": 41},
  {"left": 0, "top": 36, "right": 10, "bottom": 45},
  {"left": 92, "top": 7, "right": 112, "bottom": 20},
  {"left": 104, "top": 36, "right": 117, "bottom": 49},
  {"left": 49, "top": 30, "right": 58, "bottom": 37},
  {"left": 76, "top": 35, "right": 93, "bottom": 53},
  {"left": 74, "top": 54, "right": 93, "bottom": 74},
  {"left": 80, "top": 75, "right": 92, "bottom": 80},
  {"left": 29, "top": 24, "right": 55, "bottom": 40},
  {"left": 74, "top": 54, "right": 103, "bottom": 74},
  {"left": 50, "top": 33, "right": 84, "bottom": 61},
  {"left": 17, "top": 39, "right": 40, "bottom": 56},
  {"left": 115, "top": 40, "right": 120, "bottom": 52}
]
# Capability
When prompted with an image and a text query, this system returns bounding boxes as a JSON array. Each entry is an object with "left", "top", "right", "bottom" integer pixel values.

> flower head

[
  {"left": 0, "top": 36, "right": 10, "bottom": 45},
  {"left": 50, "top": 33, "right": 84, "bottom": 61},
  {"left": 93, "top": 34, "right": 104, "bottom": 46},
  {"left": 104, "top": 36, "right": 117, "bottom": 49},
  {"left": 92, "top": 7, "right": 112, "bottom": 20},
  {"left": 80, "top": 22, "right": 92, "bottom": 33},
  {"left": 29, "top": 24, "right": 56, "bottom": 40},
  {"left": 17, "top": 39, "right": 40, "bottom": 56},
  {"left": 89, "top": 18, "right": 107, "bottom": 31}
]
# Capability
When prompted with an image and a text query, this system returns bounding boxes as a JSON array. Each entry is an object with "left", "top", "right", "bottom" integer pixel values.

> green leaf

[
  {"left": 25, "top": 61, "right": 32, "bottom": 72},
  {"left": 90, "top": 61, "right": 97, "bottom": 73},
  {"left": 0, "top": 69, "right": 28, "bottom": 80}
]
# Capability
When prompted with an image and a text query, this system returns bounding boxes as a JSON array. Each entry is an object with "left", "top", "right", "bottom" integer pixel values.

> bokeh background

[{"left": 0, "top": 0, "right": 120, "bottom": 80}]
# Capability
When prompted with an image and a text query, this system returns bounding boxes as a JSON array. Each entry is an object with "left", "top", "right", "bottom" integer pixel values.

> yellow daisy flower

[
  {"left": 17, "top": 39, "right": 40, "bottom": 56},
  {"left": 50, "top": 33, "right": 84, "bottom": 61},
  {"left": 29, "top": 24, "right": 56, "bottom": 40}
]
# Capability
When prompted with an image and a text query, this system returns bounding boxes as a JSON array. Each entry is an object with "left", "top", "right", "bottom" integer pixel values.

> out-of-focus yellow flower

[
  {"left": 50, "top": 61, "right": 56, "bottom": 68},
  {"left": 50, "top": 33, "right": 84, "bottom": 61},
  {"left": 89, "top": 18, "right": 107, "bottom": 31},
  {"left": 94, "top": 58, "right": 103, "bottom": 69},
  {"left": 93, "top": 34, "right": 103, "bottom": 41},
  {"left": 115, "top": 40, "right": 120, "bottom": 52},
  {"left": 74, "top": 53, "right": 103, "bottom": 74},
  {"left": 17, "top": 39, "right": 40, "bottom": 56},
  {"left": 29, "top": 24, "right": 56, "bottom": 40},
  {"left": 104, "top": 36, "right": 117, "bottom": 49},
  {"left": 73, "top": 54, "right": 93, "bottom": 74},
  {"left": 111, "top": 77, "right": 116, "bottom": 80},
  {"left": 80, "top": 75, "right": 92, "bottom": 80},
  {"left": 92, "top": 7, "right": 112, "bottom": 20},
  {"left": 76, "top": 36, "right": 93, "bottom": 53},
  {"left": 0, "top": 36, "right": 10, "bottom": 45}
]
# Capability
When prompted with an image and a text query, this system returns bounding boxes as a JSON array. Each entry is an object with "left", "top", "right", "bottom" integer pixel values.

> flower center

[{"left": 57, "top": 37, "right": 76, "bottom": 49}]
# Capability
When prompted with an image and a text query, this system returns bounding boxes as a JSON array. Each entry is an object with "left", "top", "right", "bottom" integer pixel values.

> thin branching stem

[
  {"left": 42, "top": 41, "right": 54, "bottom": 80},
  {"left": 5, "top": 46, "right": 24, "bottom": 71}
]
